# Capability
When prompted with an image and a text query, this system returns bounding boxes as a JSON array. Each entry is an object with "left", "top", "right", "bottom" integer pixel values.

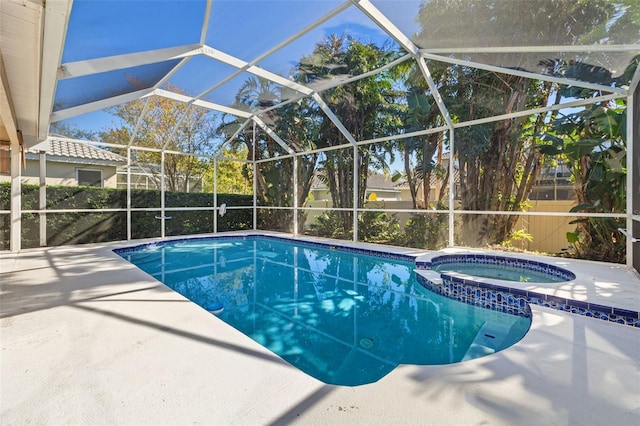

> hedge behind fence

[{"left": 0, "top": 182, "right": 253, "bottom": 250}]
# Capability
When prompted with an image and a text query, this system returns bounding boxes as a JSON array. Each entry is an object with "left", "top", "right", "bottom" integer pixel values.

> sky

[{"left": 57, "top": 0, "right": 398, "bottom": 135}]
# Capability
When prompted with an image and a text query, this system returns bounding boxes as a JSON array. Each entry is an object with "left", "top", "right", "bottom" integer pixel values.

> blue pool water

[{"left": 116, "top": 236, "right": 531, "bottom": 386}]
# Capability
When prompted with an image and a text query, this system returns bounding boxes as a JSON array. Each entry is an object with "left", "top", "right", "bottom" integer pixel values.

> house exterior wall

[
  {"left": 309, "top": 189, "right": 332, "bottom": 201},
  {"left": 311, "top": 188, "right": 411, "bottom": 202},
  {"left": 364, "top": 190, "right": 401, "bottom": 202},
  {"left": 0, "top": 159, "right": 118, "bottom": 188}
]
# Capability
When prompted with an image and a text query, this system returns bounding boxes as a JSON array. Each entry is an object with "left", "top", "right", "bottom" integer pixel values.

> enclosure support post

[
  {"left": 9, "top": 139, "right": 21, "bottom": 252},
  {"left": 416, "top": 58, "right": 456, "bottom": 247},
  {"left": 39, "top": 152, "right": 46, "bottom": 246},
  {"left": 448, "top": 130, "right": 455, "bottom": 247},
  {"left": 161, "top": 150, "right": 166, "bottom": 238},
  {"left": 126, "top": 148, "right": 131, "bottom": 241},
  {"left": 293, "top": 154, "right": 298, "bottom": 235},
  {"left": 628, "top": 77, "right": 640, "bottom": 271},
  {"left": 353, "top": 144, "right": 358, "bottom": 242},
  {"left": 213, "top": 157, "right": 218, "bottom": 233},
  {"left": 627, "top": 92, "right": 633, "bottom": 268},
  {"left": 252, "top": 122, "right": 257, "bottom": 231}
]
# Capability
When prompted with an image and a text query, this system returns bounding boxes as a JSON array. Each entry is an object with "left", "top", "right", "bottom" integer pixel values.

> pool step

[{"left": 462, "top": 321, "right": 511, "bottom": 361}]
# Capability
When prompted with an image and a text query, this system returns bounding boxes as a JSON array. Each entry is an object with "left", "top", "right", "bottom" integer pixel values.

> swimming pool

[{"left": 116, "top": 236, "right": 531, "bottom": 386}]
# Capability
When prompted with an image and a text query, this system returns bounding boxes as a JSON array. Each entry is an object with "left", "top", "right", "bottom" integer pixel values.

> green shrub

[
  {"left": 401, "top": 212, "right": 448, "bottom": 250},
  {"left": 358, "top": 210, "right": 400, "bottom": 244},
  {"left": 306, "top": 210, "right": 353, "bottom": 240},
  {"left": 0, "top": 182, "right": 252, "bottom": 249}
]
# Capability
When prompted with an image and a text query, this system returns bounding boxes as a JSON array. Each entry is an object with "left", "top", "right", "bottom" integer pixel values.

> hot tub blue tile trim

[
  {"left": 422, "top": 254, "right": 576, "bottom": 282},
  {"left": 415, "top": 253, "right": 637, "bottom": 327},
  {"left": 417, "top": 271, "right": 639, "bottom": 328}
]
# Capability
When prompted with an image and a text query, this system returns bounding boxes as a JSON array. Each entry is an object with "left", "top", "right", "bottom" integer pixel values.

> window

[{"left": 76, "top": 169, "right": 103, "bottom": 187}]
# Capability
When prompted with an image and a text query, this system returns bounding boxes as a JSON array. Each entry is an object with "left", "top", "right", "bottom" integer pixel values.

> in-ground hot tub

[
  {"left": 428, "top": 254, "right": 576, "bottom": 283},
  {"left": 417, "top": 252, "right": 639, "bottom": 327}
]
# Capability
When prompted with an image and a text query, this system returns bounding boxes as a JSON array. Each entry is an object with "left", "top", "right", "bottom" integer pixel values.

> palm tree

[{"left": 297, "top": 35, "right": 401, "bottom": 232}]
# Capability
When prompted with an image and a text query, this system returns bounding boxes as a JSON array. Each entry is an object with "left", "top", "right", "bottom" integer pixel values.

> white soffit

[{"left": 0, "top": 0, "right": 43, "bottom": 147}]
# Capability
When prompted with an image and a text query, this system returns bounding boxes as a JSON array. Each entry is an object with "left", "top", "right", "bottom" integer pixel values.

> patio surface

[{"left": 1, "top": 234, "right": 639, "bottom": 425}]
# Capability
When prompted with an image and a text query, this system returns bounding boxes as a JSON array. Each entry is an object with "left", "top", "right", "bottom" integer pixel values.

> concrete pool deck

[{"left": 1, "top": 235, "right": 639, "bottom": 425}]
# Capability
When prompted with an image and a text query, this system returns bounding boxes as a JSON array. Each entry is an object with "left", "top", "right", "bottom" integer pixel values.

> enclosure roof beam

[
  {"left": 57, "top": 44, "right": 202, "bottom": 80},
  {"left": 453, "top": 92, "right": 623, "bottom": 129},
  {"left": 358, "top": 125, "right": 450, "bottom": 146},
  {"left": 421, "top": 44, "right": 640, "bottom": 55},
  {"left": 416, "top": 58, "right": 455, "bottom": 130},
  {"left": 309, "top": 54, "right": 413, "bottom": 94},
  {"left": 162, "top": 103, "right": 193, "bottom": 151},
  {"left": 127, "top": 97, "right": 152, "bottom": 147},
  {"left": 421, "top": 52, "right": 629, "bottom": 95},
  {"left": 351, "top": 0, "right": 419, "bottom": 56},
  {"left": 39, "top": 0, "right": 72, "bottom": 141},
  {"left": 50, "top": 88, "right": 155, "bottom": 123},
  {"left": 311, "top": 92, "right": 357, "bottom": 146},
  {"left": 353, "top": 0, "right": 455, "bottom": 132},
  {"left": 126, "top": 56, "right": 193, "bottom": 148},
  {"left": 199, "top": 0, "right": 213, "bottom": 46},
  {"left": 192, "top": 2, "right": 350, "bottom": 108},
  {"left": 200, "top": 46, "right": 314, "bottom": 96},
  {"left": 154, "top": 88, "right": 252, "bottom": 118},
  {"left": 216, "top": 117, "right": 253, "bottom": 159},
  {"left": 252, "top": 116, "right": 295, "bottom": 155}
]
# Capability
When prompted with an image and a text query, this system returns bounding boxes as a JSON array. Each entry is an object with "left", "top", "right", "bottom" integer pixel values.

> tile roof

[
  {"left": 311, "top": 172, "right": 399, "bottom": 191},
  {"left": 393, "top": 169, "right": 460, "bottom": 188},
  {"left": 27, "top": 138, "right": 126, "bottom": 165}
]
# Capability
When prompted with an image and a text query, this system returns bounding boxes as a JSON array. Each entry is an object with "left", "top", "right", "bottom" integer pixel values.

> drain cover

[{"left": 359, "top": 337, "right": 374, "bottom": 349}]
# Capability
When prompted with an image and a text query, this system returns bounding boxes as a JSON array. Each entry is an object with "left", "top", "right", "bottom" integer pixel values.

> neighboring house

[
  {"left": 116, "top": 165, "right": 204, "bottom": 192},
  {"left": 308, "top": 155, "right": 572, "bottom": 206},
  {"left": 309, "top": 170, "right": 460, "bottom": 205},
  {"left": 0, "top": 137, "right": 126, "bottom": 188},
  {"left": 309, "top": 173, "right": 402, "bottom": 202},
  {"left": 530, "top": 161, "right": 574, "bottom": 201}
]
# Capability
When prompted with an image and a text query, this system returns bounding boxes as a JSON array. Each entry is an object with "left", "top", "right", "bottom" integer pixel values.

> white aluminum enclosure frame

[{"left": 3, "top": 0, "right": 638, "bottom": 271}]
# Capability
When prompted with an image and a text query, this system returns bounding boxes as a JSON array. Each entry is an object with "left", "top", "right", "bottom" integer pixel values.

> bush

[
  {"left": 0, "top": 182, "right": 252, "bottom": 250},
  {"left": 306, "top": 210, "right": 353, "bottom": 240},
  {"left": 401, "top": 212, "right": 448, "bottom": 250},
  {"left": 358, "top": 210, "right": 400, "bottom": 244},
  {"left": 305, "top": 210, "right": 401, "bottom": 244}
]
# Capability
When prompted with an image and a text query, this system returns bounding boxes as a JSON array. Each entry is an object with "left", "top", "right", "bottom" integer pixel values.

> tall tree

[
  {"left": 540, "top": 56, "right": 638, "bottom": 262},
  {"left": 390, "top": 60, "right": 448, "bottom": 209},
  {"left": 216, "top": 76, "right": 321, "bottom": 230},
  {"left": 296, "top": 35, "right": 401, "bottom": 231},
  {"left": 411, "top": 0, "right": 630, "bottom": 246},
  {"left": 450, "top": 68, "right": 551, "bottom": 245},
  {"left": 100, "top": 84, "right": 218, "bottom": 192},
  {"left": 203, "top": 145, "right": 251, "bottom": 195}
]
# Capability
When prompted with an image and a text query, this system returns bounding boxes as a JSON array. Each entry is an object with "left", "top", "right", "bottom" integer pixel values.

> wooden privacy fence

[
  {"left": 303, "top": 199, "right": 576, "bottom": 254},
  {"left": 514, "top": 200, "right": 576, "bottom": 253}
]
